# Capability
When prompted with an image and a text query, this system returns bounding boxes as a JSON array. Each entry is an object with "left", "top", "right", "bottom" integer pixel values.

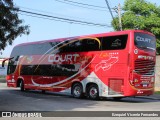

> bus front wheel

[
  {"left": 20, "top": 80, "right": 24, "bottom": 91},
  {"left": 71, "top": 83, "right": 83, "bottom": 98}
]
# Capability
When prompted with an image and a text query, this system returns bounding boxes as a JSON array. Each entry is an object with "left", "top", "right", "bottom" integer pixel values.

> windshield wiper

[
  {"left": 2, "top": 57, "right": 14, "bottom": 67},
  {"left": 138, "top": 46, "right": 155, "bottom": 51},
  {"left": 146, "top": 47, "right": 155, "bottom": 51}
]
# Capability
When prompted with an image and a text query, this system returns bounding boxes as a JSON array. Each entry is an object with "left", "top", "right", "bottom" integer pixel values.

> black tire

[
  {"left": 87, "top": 84, "right": 99, "bottom": 100},
  {"left": 71, "top": 83, "right": 83, "bottom": 98},
  {"left": 20, "top": 80, "right": 24, "bottom": 91}
]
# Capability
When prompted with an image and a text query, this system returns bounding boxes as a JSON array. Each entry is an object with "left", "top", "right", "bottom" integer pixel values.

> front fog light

[{"left": 134, "top": 78, "right": 138, "bottom": 82}]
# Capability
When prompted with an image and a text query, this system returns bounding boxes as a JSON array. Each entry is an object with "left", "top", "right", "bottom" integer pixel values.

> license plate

[{"left": 143, "top": 84, "right": 147, "bottom": 87}]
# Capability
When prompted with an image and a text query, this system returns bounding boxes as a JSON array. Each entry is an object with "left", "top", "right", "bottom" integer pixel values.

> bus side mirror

[
  {"left": 2, "top": 61, "right": 5, "bottom": 67},
  {"left": 1, "top": 57, "right": 14, "bottom": 67}
]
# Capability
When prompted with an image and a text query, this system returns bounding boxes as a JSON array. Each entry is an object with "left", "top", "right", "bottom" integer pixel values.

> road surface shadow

[{"left": 8, "top": 89, "right": 160, "bottom": 103}]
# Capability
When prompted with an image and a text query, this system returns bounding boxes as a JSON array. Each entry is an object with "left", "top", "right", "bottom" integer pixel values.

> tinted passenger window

[
  {"left": 32, "top": 64, "right": 80, "bottom": 76},
  {"left": 60, "top": 40, "right": 82, "bottom": 53},
  {"left": 81, "top": 39, "right": 100, "bottom": 52},
  {"left": 21, "top": 65, "right": 34, "bottom": 75},
  {"left": 10, "top": 35, "right": 128, "bottom": 57},
  {"left": 59, "top": 38, "right": 101, "bottom": 53},
  {"left": 101, "top": 35, "right": 128, "bottom": 50},
  {"left": 11, "top": 45, "right": 34, "bottom": 56},
  {"left": 10, "top": 42, "right": 59, "bottom": 56}
]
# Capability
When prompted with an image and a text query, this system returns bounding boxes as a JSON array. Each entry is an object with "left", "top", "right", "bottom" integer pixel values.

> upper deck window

[
  {"left": 10, "top": 34, "right": 128, "bottom": 57},
  {"left": 101, "top": 34, "right": 128, "bottom": 50}
]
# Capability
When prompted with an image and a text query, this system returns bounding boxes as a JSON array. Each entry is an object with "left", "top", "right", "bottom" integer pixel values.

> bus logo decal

[
  {"left": 95, "top": 53, "right": 119, "bottom": 72},
  {"left": 136, "top": 36, "right": 151, "bottom": 43},
  {"left": 48, "top": 54, "right": 79, "bottom": 63}
]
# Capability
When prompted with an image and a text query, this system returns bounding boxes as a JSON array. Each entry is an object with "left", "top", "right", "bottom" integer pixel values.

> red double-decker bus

[{"left": 3, "top": 30, "right": 156, "bottom": 100}]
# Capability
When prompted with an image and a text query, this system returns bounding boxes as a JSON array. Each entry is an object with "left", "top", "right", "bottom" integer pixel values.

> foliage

[
  {"left": 155, "top": 91, "right": 160, "bottom": 94},
  {"left": 0, "top": 0, "right": 29, "bottom": 50},
  {"left": 112, "top": 0, "right": 160, "bottom": 54}
]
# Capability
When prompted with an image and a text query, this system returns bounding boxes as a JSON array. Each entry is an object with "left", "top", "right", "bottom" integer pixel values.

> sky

[{"left": 1, "top": 0, "right": 160, "bottom": 57}]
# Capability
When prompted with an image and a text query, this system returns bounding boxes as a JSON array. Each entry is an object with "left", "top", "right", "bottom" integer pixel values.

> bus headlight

[{"left": 134, "top": 78, "right": 138, "bottom": 83}]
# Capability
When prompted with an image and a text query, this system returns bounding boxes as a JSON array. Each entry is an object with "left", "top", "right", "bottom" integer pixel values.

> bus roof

[{"left": 15, "top": 30, "right": 154, "bottom": 47}]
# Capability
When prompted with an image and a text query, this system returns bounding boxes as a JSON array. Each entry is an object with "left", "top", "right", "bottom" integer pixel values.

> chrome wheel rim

[
  {"left": 89, "top": 87, "right": 98, "bottom": 99},
  {"left": 73, "top": 86, "right": 81, "bottom": 97}
]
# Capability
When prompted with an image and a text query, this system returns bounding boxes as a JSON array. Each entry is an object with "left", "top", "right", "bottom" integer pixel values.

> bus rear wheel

[
  {"left": 87, "top": 84, "right": 99, "bottom": 100},
  {"left": 71, "top": 83, "right": 83, "bottom": 98}
]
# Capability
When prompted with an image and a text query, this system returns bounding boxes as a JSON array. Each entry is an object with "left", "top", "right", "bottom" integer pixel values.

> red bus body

[{"left": 6, "top": 30, "right": 156, "bottom": 99}]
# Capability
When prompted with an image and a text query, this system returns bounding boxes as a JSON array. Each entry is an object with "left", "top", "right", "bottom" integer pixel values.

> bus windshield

[{"left": 134, "top": 32, "right": 156, "bottom": 51}]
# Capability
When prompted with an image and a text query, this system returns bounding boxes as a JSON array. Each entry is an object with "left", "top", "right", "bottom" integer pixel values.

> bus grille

[{"left": 134, "top": 60, "right": 155, "bottom": 75}]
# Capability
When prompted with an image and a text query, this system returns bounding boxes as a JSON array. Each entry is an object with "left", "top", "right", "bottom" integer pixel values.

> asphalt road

[
  {"left": 0, "top": 83, "right": 160, "bottom": 120},
  {"left": 0, "top": 83, "right": 160, "bottom": 111}
]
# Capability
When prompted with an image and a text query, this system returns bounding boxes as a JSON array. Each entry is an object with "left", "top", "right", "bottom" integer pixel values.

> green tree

[
  {"left": 0, "top": 0, "right": 29, "bottom": 50},
  {"left": 112, "top": 0, "right": 160, "bottom": 54}
]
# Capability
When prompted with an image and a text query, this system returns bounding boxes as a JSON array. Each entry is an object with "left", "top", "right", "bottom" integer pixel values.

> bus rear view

[{"left": 127, "top": 31, "right": 156, "bottom": 96}]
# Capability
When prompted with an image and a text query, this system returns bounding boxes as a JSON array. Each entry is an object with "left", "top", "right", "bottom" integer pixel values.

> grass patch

[
  {"left": 155, "top": 91, "right": 160, "bottom": 94},
  {"left": 0, "top": 75, "right": 6, "bottom": 79}
]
